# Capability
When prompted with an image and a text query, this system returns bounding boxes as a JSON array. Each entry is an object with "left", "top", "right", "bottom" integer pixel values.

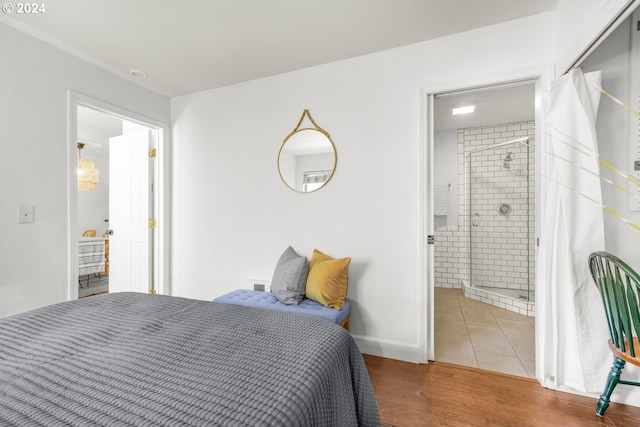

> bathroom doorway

[{"left": 430, "top": 81, "right": 537, "bottom": 377}]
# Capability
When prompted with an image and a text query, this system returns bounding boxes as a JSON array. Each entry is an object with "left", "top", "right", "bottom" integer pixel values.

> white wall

[
  {"left": 0, "top": 22, "right": 170, "bottom": 317},
  {"left": 581, "top": 16, "right": 640, "bottom": 270},
  {"left": 554, "top": 0, "right": 639, "bottom": 73},
  {"left": 171, "top": 13, "right": 554, "bottom": 361}
]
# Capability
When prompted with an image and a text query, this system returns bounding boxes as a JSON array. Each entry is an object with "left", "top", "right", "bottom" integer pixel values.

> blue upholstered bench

[{"left": 213, "top": 289, "right": 351, "bottom": 331}]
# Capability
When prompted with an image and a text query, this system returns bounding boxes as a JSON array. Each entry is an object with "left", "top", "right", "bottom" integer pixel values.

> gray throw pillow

[{"left": 271, "top": 246, "right": 308, "bottom": 305}]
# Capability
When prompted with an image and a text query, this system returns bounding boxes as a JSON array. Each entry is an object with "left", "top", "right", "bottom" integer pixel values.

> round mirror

[{"left": 278, "top": 127, "right": 337, "bottom": 193}]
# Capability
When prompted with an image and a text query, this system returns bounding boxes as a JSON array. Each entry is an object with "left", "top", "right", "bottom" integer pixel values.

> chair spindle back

[{"left": 589, "top": 251, "right": 640, "bottom": 358}]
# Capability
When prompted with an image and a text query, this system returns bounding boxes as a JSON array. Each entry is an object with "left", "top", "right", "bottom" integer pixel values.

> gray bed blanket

[{"left": 0, "top": 292, "right": 380, "bottom": 426}]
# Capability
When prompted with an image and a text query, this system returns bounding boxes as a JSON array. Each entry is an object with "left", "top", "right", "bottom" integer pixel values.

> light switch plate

[{"left": 17, "top": 204, "right": 34, "bottom": 223}]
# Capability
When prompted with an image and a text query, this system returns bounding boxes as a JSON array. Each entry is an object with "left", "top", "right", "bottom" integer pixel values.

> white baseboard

[
  {"left": 612, "top": 384, "right": 640, "bottom": 408},
  {"left": 552, "top": 383, "right": 640, "bottom": 409},
  {"left": 352, "top": 334, "right": 424, "bottom": 364}
]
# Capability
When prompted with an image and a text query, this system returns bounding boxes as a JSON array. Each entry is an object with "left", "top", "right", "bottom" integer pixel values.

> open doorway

[
  {"left": 428, "top": 81, "right": 537, "bottom": 377},
  {"left": 77, "top": 106, "right": 119, "bottom": 297},
  {"left": 69, "top": 92, "right": 169, "bottom": 301}
]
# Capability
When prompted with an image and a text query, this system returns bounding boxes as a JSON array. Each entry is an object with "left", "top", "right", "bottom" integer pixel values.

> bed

[{"left": 0, "top": 292, "right": 380, "bottom": 426}]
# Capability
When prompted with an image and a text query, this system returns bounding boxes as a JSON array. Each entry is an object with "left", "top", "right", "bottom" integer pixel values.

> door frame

[
  {"left": 419, "top": 70, "right": 545, "bottom": 364},
  {"left": 67, "top": 91, "right": 171, "bottom": 299}
]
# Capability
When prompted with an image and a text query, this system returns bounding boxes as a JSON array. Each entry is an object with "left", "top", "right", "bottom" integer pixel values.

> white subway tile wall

[{"left": 434, "top": 121, "right": 535, "bottom": 316}]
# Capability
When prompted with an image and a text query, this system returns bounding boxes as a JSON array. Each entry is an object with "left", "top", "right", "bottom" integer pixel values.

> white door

[{"left": 108, "top": 130, "right": 152, "bottom": 293}]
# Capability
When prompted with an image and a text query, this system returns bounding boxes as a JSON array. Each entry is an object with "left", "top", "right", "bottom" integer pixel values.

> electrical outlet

[
  {"left": 17, "top": 204, "right": 34, "bottom": 223},
  {"left": 247, "top": 278, "right": 271, "bottom": 292}
]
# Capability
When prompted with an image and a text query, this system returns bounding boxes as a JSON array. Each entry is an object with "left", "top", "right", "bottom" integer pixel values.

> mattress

[{"left": 0, "top": 292, "right": 380, "bottom": 426}]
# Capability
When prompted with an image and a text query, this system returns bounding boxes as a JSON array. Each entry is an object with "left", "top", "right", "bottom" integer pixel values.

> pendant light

[{"left": 77, "top": 143, "right": 99, "bottom": 191}]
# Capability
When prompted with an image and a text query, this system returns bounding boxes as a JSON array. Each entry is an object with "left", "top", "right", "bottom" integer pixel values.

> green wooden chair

[{"left": 588, "top": 251, "right": 640, "bottom": 416}]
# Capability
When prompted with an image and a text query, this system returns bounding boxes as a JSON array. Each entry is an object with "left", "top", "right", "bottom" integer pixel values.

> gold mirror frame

[{"left": 277, "top": 109, "right": 337, "bottom": 193}]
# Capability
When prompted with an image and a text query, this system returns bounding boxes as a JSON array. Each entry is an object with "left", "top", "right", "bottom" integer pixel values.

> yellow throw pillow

[{"left": 305, "top": 249, "right": 351, "bottom": 310}]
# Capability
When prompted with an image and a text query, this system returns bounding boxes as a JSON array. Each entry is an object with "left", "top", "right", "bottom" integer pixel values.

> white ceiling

[
  {"left": 12, "top": 2, "right": 548, "bottom": 142},
  {"left": 1, "top": 0, "right": 557, "bottom": 97},
  {"left": 434, "top": 82, "right": 536, "bottom": 131},
  {"left": 77, "top": 106, "right": 122, "bottom": 157}
]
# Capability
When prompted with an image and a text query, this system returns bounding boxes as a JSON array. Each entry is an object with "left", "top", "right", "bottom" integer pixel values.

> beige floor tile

[
  {"left": 496, "top": 318, "right": 534, "bottom": 339},
  {"left": 434, "top": 287, "right": 536, "bottom": 378},
  {"left": 521, "top": 357, "right": 536, "bottom": 378},
  {"left": 435, "top": 333, "right": 478, "bottom": 368},
  {"left": 456, "top": 296, "right": 488, "bottom": 309},
  {"left": 496, "top": 319, "right": 535, "bottom": 358},
  {"left": 461, "top": 305, "right": 499, "bottom": 327},
  {"left": 434, "top": 287, "right": 462, "bottom": 295},
  {"left": 511, "top": 342, "right": 536, "bottom": 365},
  {"left": 475, "top": 351, "right": 529, "bottom": 377},
  {"left": 434, "top": 295, "right": 461, "bottom": 313},
  {"left": 467, "top": 324, "right": 517, "bottom": 357},
  {"left": 435, "top": 311, "right": 468, "bottom": 335},
  {"left": 488, "top": 305, "right": 530, "bottom": 321}
]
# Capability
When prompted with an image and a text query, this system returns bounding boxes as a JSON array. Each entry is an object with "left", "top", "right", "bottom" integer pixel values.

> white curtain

[{"left": 537, "top": 68, "right": 610, "bottom": 393}]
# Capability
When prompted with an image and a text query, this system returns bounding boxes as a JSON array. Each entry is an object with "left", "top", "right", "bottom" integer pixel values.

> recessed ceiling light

[
  {"left": 129, "top": 69, "right": 147, "bottom": 79},
  {"left": 452, "top": 105, "right": 475, "bottom": 115}
]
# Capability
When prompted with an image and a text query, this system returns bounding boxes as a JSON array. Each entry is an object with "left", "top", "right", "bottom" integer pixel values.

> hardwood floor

[{"left": 363, "top": 355, "right": 640, "bottom": 427}]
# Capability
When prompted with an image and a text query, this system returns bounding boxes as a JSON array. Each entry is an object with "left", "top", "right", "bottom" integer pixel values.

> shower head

[{"left": 503, "top": 152, "right": 513, "bottom": 169}]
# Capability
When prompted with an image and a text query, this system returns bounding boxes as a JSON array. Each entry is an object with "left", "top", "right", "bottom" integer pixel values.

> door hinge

[
  {"left": 149, "top": 218, "right": 157, "bottom": 229},
  {"left": 428, "top": 235, "right": 435, "bottom": 245},
  {"left": 149, "top": 148, "right": 157, "bottom": 158}
]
